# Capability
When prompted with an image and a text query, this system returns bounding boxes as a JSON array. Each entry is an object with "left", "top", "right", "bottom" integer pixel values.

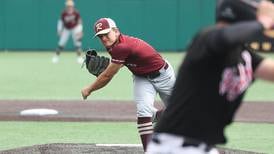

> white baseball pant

[
  {"left": 133, "top": 60, "right": 176, "bottom": 118},
  {"left": 58, "top": 24, "right": 83, "bottom": 48}
]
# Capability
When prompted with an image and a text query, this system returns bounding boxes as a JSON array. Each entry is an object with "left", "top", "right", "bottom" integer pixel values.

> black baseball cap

[{"left": 216, "top": 0, "right": 261, "bottom": 23}]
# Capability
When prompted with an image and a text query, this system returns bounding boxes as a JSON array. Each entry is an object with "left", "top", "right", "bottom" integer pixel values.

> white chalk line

[{"left": 96, "top": 144, "right": 142, "bottom": 147}]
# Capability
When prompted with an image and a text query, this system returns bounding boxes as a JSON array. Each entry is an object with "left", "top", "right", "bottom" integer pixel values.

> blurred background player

[
  {"left": 52, "top": 0, "right": 84, "bottom": 64},
  {"left": 147, "top": 0, "right": 274, "bottom": 154}
]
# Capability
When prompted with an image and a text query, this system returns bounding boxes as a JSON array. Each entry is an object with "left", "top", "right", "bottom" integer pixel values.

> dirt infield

[
  {"left": 0, "top": 143, "right": 265, "bottom": 154},
  {"left": 0, "top": 100, "right": 273, "bottom": 154},
  {"left": 0, "top": 100, "right": 273, "bottom": 123}
]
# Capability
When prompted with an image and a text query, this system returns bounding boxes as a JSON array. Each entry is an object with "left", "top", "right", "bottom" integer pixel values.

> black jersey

[{"left": 155, "top": 21, "right": 264, "bottom": 145}]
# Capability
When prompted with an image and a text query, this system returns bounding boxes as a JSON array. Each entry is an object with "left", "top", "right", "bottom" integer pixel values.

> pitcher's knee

[{"left": 136, "top": 104, "right": 156, "bottom": 118}]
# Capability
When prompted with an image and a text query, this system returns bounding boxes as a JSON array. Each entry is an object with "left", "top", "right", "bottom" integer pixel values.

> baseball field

[{"left": 0, "top": 51, "right": 274, "bottom": 154}]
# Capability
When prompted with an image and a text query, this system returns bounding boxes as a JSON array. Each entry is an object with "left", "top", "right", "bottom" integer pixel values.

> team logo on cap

[
  {"left": 221, "top": 7, "right": 235, "bottom": 19},
  {"left": 95, "top": 23, "right": 103, "bottom": 32}
]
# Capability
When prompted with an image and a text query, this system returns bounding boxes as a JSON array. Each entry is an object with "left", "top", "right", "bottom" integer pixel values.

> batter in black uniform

[{"left": 147, "top": 0, "right": 274, "bottom": 154}]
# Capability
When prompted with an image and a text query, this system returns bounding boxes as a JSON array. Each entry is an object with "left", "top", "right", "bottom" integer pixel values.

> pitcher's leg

[
  {"left": 133, "top": 75, "right": 157, "bottom": 152},
  {"left": 152, "top": 61, "right": 176, "bottom": 106},
  {"left": 137, "top": 117, "right": 153, "bottom": 151},
  {"left": 152, "top": 109, "right": 164, "bottom": 123}
]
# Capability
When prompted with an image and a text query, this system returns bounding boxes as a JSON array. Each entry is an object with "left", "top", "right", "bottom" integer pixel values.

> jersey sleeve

[
  {"left": 110, "top": 44, "right": 131, "bottom": 64},
  {"left": 207, "top": 21, "right": 264, "bottom": 54}
]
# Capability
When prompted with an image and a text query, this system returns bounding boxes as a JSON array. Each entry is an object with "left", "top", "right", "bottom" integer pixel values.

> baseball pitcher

[{"left": 81, "top": 18, "right": 176, "bottom": 152}]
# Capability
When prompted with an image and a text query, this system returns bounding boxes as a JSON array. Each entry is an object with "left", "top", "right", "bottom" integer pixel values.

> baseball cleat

[
  {"left": 77, "top": 56, "right": 84, "bottom": 64},
  {"left": 52, "top": 55, "right": 60, "bottom": 63}
]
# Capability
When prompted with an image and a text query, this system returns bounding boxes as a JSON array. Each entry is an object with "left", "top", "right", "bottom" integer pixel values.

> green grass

[
  {"left": 0, "top": 51, "right": 183, "bottom": 100},
  {"left": 0, "top": 51, "right": 274, "bottom": 153},
  {"left": 223, "top": 122, "right": 274, "bottom": 154},
  {"left": 1, "top": 51, "right": 274, "bottom": 101},
  {"left": 0, "top": 121, "right": 139, "bottom": 151},
  {"left": 0, "top": 121, "right": 273, "bottom": 153}
]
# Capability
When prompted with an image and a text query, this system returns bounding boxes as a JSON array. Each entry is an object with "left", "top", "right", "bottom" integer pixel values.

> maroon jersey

[
  {"left": 107, "top": 34, "right": 165, "bottom": 75},
  {"left": 61, "top": 9, "right": 80, "bottom": 29}
]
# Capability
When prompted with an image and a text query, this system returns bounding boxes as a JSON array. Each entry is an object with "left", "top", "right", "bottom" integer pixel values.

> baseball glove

[{"left": 84, "top": 49, "right": 110, "bottom": 77}]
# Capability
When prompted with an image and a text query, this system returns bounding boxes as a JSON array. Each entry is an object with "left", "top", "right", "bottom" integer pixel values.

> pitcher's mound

[
  {"left": 0, "top": 143, "right": 265, "bottom": 154},
  {"left": 0, "top": 143, "right": 144, "bottom": 154}
]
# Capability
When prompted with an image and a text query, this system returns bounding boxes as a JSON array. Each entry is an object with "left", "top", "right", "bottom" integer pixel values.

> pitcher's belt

[{"left": 138, "top": 63, "right": 169, "bottom": 79}]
